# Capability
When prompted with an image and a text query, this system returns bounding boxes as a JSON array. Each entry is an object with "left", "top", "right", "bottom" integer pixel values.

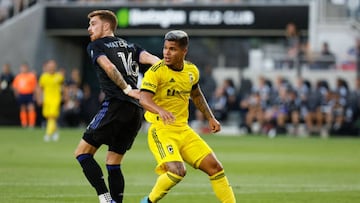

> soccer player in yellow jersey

[
  {"left": 139, "top": 30, "right": 236, "bottom": 203},
  {"left": 38, "top": 59, "right": 64, "bottom": 142}
]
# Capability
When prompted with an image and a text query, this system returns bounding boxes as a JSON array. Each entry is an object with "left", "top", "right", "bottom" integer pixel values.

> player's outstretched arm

[
  {"left": 139, "top": 51, "right": 161, "bottom": 65},
  {"left": 191, "top": 84, "right": 221, "bottom": 133}
]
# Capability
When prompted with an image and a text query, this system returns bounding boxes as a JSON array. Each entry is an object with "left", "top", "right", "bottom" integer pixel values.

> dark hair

[
  {"left": 88, "top": 10, "right": 117, "bottom": 32},
  {"left": 164, "top": 30, "right": 189, "bottom": 48}
]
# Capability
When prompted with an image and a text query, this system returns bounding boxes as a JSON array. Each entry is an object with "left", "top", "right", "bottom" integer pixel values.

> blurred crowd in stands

[{"left": 190, "top": 65, "right": 360, "bottom": 137}]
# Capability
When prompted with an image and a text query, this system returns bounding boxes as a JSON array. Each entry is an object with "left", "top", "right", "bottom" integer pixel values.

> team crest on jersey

[
  {"left": 188, "top": 72, "right": 194, "bottom": 84},
  {"left": 167, "top": 145, "right": 174, "bottom": 154}
]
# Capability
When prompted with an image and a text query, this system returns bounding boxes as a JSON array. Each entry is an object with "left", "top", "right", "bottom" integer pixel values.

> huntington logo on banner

[{"left": 116, "top": 8, "right": 254, "bottom": 28}]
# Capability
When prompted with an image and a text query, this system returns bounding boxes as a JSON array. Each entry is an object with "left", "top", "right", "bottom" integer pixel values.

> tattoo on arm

[
  {"left": 98, "top": 55, "right": 128, "bottom": 90},
  {"left": 108, "top": 67, "right": 128, "bottom": 90},
  {"left": 191, "top": 87, "right": 214, "bottom": 120}
]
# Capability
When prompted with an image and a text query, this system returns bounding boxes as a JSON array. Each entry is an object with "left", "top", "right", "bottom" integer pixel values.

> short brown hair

[{"left": 88, "top": 10, "right": 118, "bottom": 32}]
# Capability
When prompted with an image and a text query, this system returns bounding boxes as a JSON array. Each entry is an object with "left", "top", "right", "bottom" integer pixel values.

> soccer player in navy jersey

[{"left": 74, "top": 10, "right": 160, "bottom": 203}]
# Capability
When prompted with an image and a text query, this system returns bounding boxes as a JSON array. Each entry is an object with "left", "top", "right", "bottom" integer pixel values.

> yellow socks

[
  {"left": 147, "top": 170, "right": 236, "bottom": 203},
  {"left": 210, "top": 170, "right": 236, "bottom": 203},
  {"left": 46, "top": 118, "right": 57, "bottom": 136},
  {"left": 148, "top": 171, "right": 183, "bottom": 202}
]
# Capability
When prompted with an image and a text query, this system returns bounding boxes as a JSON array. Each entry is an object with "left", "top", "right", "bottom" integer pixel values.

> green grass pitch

[{"left": 0, "top": 127, "right": 360, "bottom": 203}]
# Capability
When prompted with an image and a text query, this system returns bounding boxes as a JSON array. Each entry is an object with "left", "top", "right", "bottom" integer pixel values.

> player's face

[
  {"left": 88, "top": 16, "right": 105, "bottom": 42},
  {"left": 163, "top": 40, "right": 187, "bottom": 70}
]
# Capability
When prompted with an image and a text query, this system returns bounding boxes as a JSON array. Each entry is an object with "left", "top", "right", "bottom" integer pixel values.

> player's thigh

[
  {"left": 181, "top": 128, "right": 213, "bottom": 169},
  {"left": 147, "top": 125, "right": 183, "bottom": 173}
]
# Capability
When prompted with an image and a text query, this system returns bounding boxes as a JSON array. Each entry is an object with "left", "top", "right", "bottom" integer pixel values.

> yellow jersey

[
  {"left": 141, "top": 60, "right": 199, "bottom": 126},
  {"left": 39, "top": 72, "right": 64, "bottom": 104}
]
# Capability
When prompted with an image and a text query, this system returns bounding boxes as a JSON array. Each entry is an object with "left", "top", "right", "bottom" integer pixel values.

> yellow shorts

[
  {"left": 147, "top": 124, "right": 213, "bottom": 174},
  {"left": 42, "top": 100, "right": 61, "bottom": 118}
]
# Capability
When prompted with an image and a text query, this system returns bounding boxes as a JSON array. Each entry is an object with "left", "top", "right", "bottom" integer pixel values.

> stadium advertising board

[{"left": 45, "top": 5, "right": 308, "bottom": 36}]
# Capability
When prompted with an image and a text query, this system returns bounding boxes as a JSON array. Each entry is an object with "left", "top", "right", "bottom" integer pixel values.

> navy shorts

[
  {"left": 17, "top": 94, "right": 35, "bottom": 105},
  {"left": 82, "top": 99, "right": 143, "bottom": 155}
]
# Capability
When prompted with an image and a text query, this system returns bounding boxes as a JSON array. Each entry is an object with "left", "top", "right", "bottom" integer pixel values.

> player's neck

[
  {"left": 101, "top": 32, "right": 114, "bottom": 38},
  {"left": 168, "top": 62, "right": 184, "bottom": 71},
  {"left": 168, "top": 65, "right": 183, "bottom": 71}
]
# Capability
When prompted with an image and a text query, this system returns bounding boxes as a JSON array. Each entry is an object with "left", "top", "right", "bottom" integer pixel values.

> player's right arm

[
  {"left": 96, "top": 55, "right": 139, "bottom": 99},
  {"left": 139, "top": 90, "right": 175, "bottom": 124}
]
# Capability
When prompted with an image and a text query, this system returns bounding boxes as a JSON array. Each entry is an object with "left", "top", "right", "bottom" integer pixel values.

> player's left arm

[
  {"left": 97, "top": 55, "right": 139, "bottom": 99},
  {"left": 139, "top": 51, "right": 161, "bottom": 65},
  {"left": 191, "top": 84, "right": 221, "bottom": 133}
]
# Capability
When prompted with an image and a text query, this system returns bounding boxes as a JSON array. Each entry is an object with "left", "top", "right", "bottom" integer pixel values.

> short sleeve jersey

[
  {"left": 87, "top": 36, "right": 143, "bottom": 106},
  {"left": 141, "top": 60, "right": 199, "bottom": 126},
  {"left": 39, "top": 72, "right": 64, "bottom": 104},
  {"left": 13, "top": 72, "right": 37, "bottom": 94}
]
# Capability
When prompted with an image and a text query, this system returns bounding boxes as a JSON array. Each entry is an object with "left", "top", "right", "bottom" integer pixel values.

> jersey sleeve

[
  {"left": 140, "top": 62, "right": 161, "bottom": 94},
  {"left": 128, "top": 43, "right": 144, "bottom": 63},
  {"left": 87, "top": 41, "right": 105, "bottom": 65},
  {"left": 191, "top": 63, "right": 200, "bottom": 89}
]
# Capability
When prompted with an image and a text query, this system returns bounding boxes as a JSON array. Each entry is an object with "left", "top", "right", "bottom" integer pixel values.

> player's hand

[
  {"left": 208, "top": 117, "right": 221, "bottom": 133},
  {"left": 158, "top": 109, "right": 175, "bottom": 125},
  {"left": 128, "top": 89, "right": 140, "bottom": 99}
]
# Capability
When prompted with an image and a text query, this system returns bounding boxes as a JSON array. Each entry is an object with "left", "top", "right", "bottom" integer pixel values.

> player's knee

[
  {"left": 74, "top": 147, "right": 82, "bottom": 158},
  {"left": 200, "top": 154, "right": 224, "bottom": 176},
  {"left": 166, "top": 161, "right": 187, "bottom": 177}
]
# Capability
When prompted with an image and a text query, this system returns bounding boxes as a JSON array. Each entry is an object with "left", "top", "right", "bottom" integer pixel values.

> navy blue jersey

[{"left": 87, "top": 36, "right": 143, "bottom": 106}]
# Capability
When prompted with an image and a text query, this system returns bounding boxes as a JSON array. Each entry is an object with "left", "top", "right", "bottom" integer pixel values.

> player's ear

[
  {"left": 103, "top": 22, "right": 110, "bottom": 31},
  {"left": 183, "top": 47, "right": 188, "bottom": 55}
]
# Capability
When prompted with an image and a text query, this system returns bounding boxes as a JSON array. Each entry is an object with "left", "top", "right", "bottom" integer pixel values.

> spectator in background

[
  {"left": 284, "top": 88, "right": 302, "bottom": 135},
  {"left": 59, "top": 68, "right": 83, "bottom": 127},
  {"left": 304, "top": 79, "right": 329, "bottom": 135},
  {"left": 241, "top": 91, "right": 265, "bottom": 134},
  {"left": 80, "top": 83, "right": 100, "bottom": 126},
  {"left": 12, "top": 62, "right": 37, "bottom": 128},
  {"left": 294, "top": 77, "right": 312, "bottom": 135},
  {"left": 199, "top": 65, "right": 217, "bottom": 101},
  {"left": 60, "top": 79, "right": 83, "bottom": 127},
  {"left": 263, "top": 85, "right": 289, "bottom": 136},
  {"left": 223, "top": 78, "right": 238, "bottom": 111},
  {"left": 38, "top": 59, "right": 64, "bottom": 142},
  {"left": 283, "top": 22, "right": 301, "bottom": 69},
  {"left": 335, "top": 77, "right": 349, "bottom": 105},
  {"left": 330, "top": 91, "right": 346, "bottom": 132},
  {"left": 314, "top": 42, "right": 336, "bottom": 70},
  {"left": 210, "top": 78, "right": 237, "bottom": 122},
  {"left": 210, "top": 83, "right": 228, "bottom": 121},
  {"left": 315, "top": 90, "right": 347, "bottom": 138},
  {"left": 0, "top": 63, "right": 14, "bottom": 91},
  {"left": 254, "top": 75, "right": 272, "bottom": 107}
]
